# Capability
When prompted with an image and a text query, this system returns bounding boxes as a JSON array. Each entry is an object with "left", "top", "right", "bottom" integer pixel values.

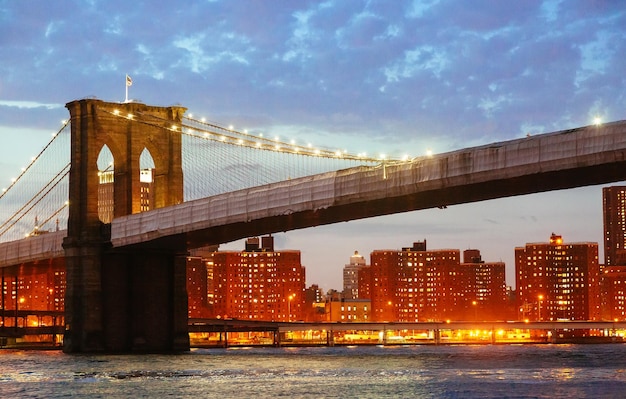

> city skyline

[{"left": 1, "top": 2, "right": 625, "bottom": 290}]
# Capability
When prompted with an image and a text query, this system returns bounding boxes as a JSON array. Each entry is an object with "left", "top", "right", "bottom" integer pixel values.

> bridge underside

[{"left": 121, "top": 158, "right": 626, "bottom": 252}]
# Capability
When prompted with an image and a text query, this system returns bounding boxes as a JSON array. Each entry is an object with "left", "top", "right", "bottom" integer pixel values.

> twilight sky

[{"left": 1, "top": 1, "right": 625, "bottom": 290}]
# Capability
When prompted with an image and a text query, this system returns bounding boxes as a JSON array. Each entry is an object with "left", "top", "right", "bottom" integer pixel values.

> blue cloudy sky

[{"left": 1, "top": 1, "right": 625, "bottom": 290}]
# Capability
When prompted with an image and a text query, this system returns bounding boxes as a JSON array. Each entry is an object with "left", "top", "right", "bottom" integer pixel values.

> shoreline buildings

[
  {"left": 365, "top": 241, "right": 508, "bottom": 322},
  {"left": 602, "top": 186, "right": 626, "bottom": 320},
  {"left": 186, "top": 236, "right": 305, "bottom": 322},
  {"left": 8, "top": 185, "right": 626, "bottom": 325},
  {"left": 515, "top": 233, "right": 600, "bottom": 321}
]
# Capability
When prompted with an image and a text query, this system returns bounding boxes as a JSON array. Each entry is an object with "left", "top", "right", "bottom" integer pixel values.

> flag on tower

[{"left": 126, "top": 74, "right": 133, "bottom": 87}]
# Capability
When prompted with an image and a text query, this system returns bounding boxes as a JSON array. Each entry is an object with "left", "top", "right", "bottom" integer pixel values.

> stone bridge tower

[{"left": 63, "top": 98, "right": 189, "bottom": 353}]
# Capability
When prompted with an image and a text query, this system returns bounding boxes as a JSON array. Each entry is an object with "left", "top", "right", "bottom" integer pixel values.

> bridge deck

[
  {"left": 2, "top": 120, "right": 625, "bottom": 265},
  {"left": 111, "top": 120, "right": 626, "bottom": 250},
  {"left": 0, "top": 230, "right": 65, "bottom": 268}
]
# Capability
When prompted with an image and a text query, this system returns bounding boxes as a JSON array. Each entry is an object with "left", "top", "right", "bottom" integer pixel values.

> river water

[{"left": 2, "top": 344, "right": 626, "bottom": 398}]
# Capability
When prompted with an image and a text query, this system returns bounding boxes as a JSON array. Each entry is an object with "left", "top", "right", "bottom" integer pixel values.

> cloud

[
  {"left": 0, "top": 100, "right": 63, "bottom": 110},
  {"left": 0, "top": 1, "right": 624, "bottom": 288}
]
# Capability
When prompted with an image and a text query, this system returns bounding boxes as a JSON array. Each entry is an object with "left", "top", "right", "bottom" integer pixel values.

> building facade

[
  {"left": 459, "top": 250, "right": 508, "bottom": 321},
  {"left": 342, "top": 251, "right": 368, "bottom": 299},
  {"left": 1, "top": 261, "right": 65, "bottom": 329},
  {"left": 210, "top": 236, "right": 305, "bottom": 321},
  {"left": 369, "top": 241, "right": 506, "bottom": 322},
  {"left": 515, "top": 233, "right": 600, "bottom": 321},
  {"left": 602, "top": 266, "right": 626, "bottom": 320},
  {"left": 603, "top": 186, "right": 626, "bottom": 267}
]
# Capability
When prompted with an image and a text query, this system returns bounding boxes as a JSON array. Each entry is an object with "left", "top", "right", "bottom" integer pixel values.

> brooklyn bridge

[{"left": 1, "top": 98, "right": 625, "bottom": 353}]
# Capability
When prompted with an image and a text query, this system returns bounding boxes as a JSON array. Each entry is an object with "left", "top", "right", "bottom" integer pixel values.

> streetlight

[
  {"left": 288, "top": 294, "right": 295, "bottom": 322},
  {"left": 538, "top": 295, "right": 544, "bottom": 321},
  {"left": 472, "top": 300, "right": 478, "bottom": 321}
]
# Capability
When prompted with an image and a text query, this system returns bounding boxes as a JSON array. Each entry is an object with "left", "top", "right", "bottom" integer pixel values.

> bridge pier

[
  {"left": 63, "top": 239, "right": 189, "bottom": 353},
  {"left": 63, "top": 98, "right": 188, "bottom": 353},
  {"left": 62, "top": 238, "right": 106, "bottom": 352}
]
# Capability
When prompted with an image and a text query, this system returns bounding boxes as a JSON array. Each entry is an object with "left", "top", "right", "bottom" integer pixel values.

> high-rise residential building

[
  {"left": 186, "top": 256, "right": 210, "bottom": 318},
  {"left": 0, "top": 261, "right": 65, "bottom": 314},
  {"left": 97, "top": 168, "right": 155, "bottom": 223},
  {"left": 601, "top": 266, "right": 626, "bottom": 320},
  {"left": 303, "top": 284, "right": 326, "bottom": 322},
  {"left": 98, "top": 170, "right": 115, "bottom": 223},
  {"left": 369, "top": 241, "right": 506, "bottom": 322},
  {"left": 210, "top": 236, "right": 305, "bottom": 321},
  {"left": 603, "top": 186, "right": 626, "bottom": 267},
  {"left": 370, "top": 248, "right": 401, "bottom": 321},
  {"left": 342, "top": 251, "right": 368, "bottom": 299},
  {"left": 515, "top": 233, "right": 600, "bottom": 321},
  {"left": 601, "top": 186, "right": 626, "bottom": 319},
  {"left": 459, "top": 250, "right": 507, "bottom": 320},
  {"left": 357, "top": 266, "right": 372, "bottom": 301}
]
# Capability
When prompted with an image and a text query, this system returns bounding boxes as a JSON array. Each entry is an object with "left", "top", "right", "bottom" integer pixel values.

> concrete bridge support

[
  {"left": 63, "top": 243, "right": 189, "bottom": 352},
  {"left": 101, "top": 251, "right": 189, "bottom": 352}
]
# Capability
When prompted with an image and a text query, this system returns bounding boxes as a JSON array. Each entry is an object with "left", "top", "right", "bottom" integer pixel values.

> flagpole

[{"left": 125, "top": 74, "right": 132, "bottom": 102}]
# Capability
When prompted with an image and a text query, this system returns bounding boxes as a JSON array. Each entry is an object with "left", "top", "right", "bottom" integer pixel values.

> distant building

[
  {"left": 97, "top": 168, "right": 155, "bottom": 223},
  {"left": 0, "top": 260, "right": 65, "bottom": 313},
  {"left": 601, "top": 187, "right": 626, "bottom": 320},
  {"left": 515, "top": 233, "right": 600, "bottom": 321},
  {"left": 186, "top": 256, "right": 211, "bottom": 318},
  {"left": 210, "top": 236, "right": 305, "bottom": 321},
  {"left": 459, "top": 250, "right": 507, "bottom": 321},
  {"left": 603, "top": 186, "right": 626, "bottom": 267},
  {"left": 326, "top": 298, "right": 371, "bottom": 322},
  {"left": 357, "top": 266, "right": 372, "bottom": 300},
  {"left": 602, "top": 266, "right": 626, "bottom": 320},
  {"left": 304, "top": 284, "right": 326, "bottom": 322},
  {"left": 369, "top": 240, "right": 506, "bottom": 322},
  {"left": 185, "top": 246, "right": 219, "bottom": 318},
  {"left": 342, "top": 251, "right": 368, "bottom": 299}
]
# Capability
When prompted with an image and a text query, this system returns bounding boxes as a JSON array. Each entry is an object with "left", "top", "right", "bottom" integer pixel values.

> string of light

[
  {"left": 0, "top": 123, "right": 71, "bottom": 241},
  {"left": 0, "top": 106, "right": 408, "bottom": 241}
]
